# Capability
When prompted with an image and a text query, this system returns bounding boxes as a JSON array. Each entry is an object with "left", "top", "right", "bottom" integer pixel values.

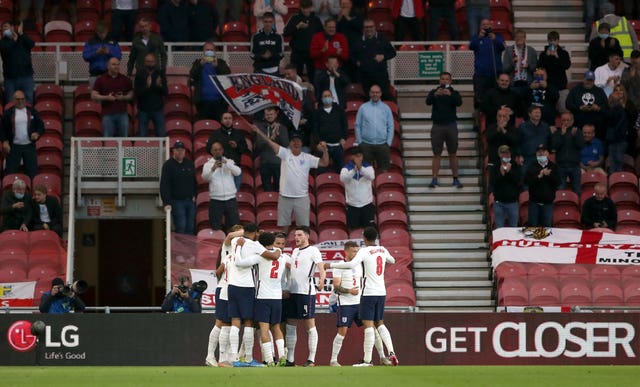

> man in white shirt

[
  {"left": 329, "top": 226, "right": 398, "bottom": 366},
  {"left": 284, "top": 226, "right": 326, "bottom": 367},
  {"left": 206, "top": 225, "right": 244, "bottom": 367},
  {"left": 595, "top": 52, "right": 628, "bottom": 96},
  {"left": 201, "top": 141, "right": 241, "bottom": 231},
  {"left": 226, "top": 223, "right": 281, "bottom": 367},
  {"left": 340, "top": 145, "right": 375, "bottom": 230},
  {"left": 235, "top": 232, "right": 287, "bottom": 366},
  {"left": 252, "top": 123, "right": 329, "bottom": 232}
]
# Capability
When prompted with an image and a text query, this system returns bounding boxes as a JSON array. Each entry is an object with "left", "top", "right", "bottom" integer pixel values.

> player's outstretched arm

[
  {"left": 261, "top": 249, "right": 281, "bottom": 261},
  {"left": 235, "top": 254, "right": 261, "bottom": 268},
  {"left": 317, "top": 262, "right": 326, "bottom": 292}
]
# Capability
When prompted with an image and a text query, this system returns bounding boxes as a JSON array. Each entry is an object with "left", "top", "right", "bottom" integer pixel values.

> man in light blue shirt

[{"left": 355, "top": 84, "right": 394, "bottom": 171}]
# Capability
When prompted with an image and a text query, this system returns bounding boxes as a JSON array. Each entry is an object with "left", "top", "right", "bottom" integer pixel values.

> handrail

[{"left": 2, "top": 305, "right": 417, "bottom": 314}]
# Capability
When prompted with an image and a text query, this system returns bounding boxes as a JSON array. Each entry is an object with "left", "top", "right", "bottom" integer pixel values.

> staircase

[{"left": 401, "top": 104, "right": 493, "bottom": 311}]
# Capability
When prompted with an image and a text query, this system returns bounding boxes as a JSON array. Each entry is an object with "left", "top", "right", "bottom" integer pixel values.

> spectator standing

[
  {"left": 282, "top": 65, "right": 316, "bottom": 149},
  {"left": 340, "top": 146, "right": 375, "bottom": 230},
  {"left": 284, "top": 0, "right": 323, "bottom": 82},
  {"left": 537, "top": 31, "right": 572, "bottom": 114},
  {"left": 1, "top": 90, "right": 44, "bottom": 179},
  {"left": 0, "top": 179, "right": 32, "bottom": 232},
  {"left": 502, "top": 29, "right": 537, "bottom": 100},
  {"left": 428, "top": 0, "right": 457, "bottom": 40},
  {"left": 254, "top": 0, "right": 288, "bottom": 34},
  {"left": 134, "top": 53, "right": 168, "bottom": 137},
  {"left": 606, "top": 84, "right": 635, "bottom": 173},
  {"left": 251, "top": 12, "right": 285, "bottom": 75},
  {"left": 206, "top": 112, "right": 249, "bottom": 189},
  {"left": 583, "top": 0, "right": 608, "bottom": 42},
  {"left": 188, "top": 0, "right": 219, "bottom": 42},
  {"left": 127, "top": 18, "right": 167, "bottom": 76},
  {"left": 588, "top": 22, "right": 623, "bottom": 71},
  {"left": 490, "top": 145, "right": 521, "bottom": 228},
  {"left": 470, "top": 18, "right": 505, "bottom": 131},
  {"left": 623, "top": 0, "right": 639, "bottom": 20},
  {"left": 591, "top": 2, "right": 639, "bottom": 59},
  {"left": 481, "top": 73, "right": 522, "bottom": 128},
  {"left": 19, "top": 0, "right": 44, "bottom": 27},
  {"left": 580, "top": 123, "right": 606, "bottom": 175},
  {"left": 309, "top": 18, "right": 349, "bottom": 81},
  {"left": 528, "top": 67, "right": 559, "bottom": 126},
  {"left": 352, "top": 19, "right": 397, "bottom": 102},
  {"left": 0, "top": 21, "right": 35, "bottom": 105},
  {"left": 82, "top": 21, "right": 122, "bottom": 89},
  {"left": 486, "top": 108, "right": 520, "bottom": 167},
  {"left": 518, "top": 106, "right": 550, "bottom": 173},
  {"left": 524, "top": 144, "right": 561, "bottom": 227},
  {"left": 31, "top": 184, "right": 63, "bottom": 237},
  {"left": 157, "top": 0, "right": 191, "bottom": 43},
  {"left": 216, "top": 0, "right": 241, "bottom": 25},
  {"left": 202, "top": 141, "right": 241, "bottom": 231},
  {"left": 92, "top": 58, "right": 134, "bottom": 137},
  {"left": 189, "top": 42, "right": 231, "bottom": 121},
  {"left": 595, "top": 52, "right": 627, "bottom": 97},
  {"left": 314, "top": 55, "right": 350, "bottom": 108},
  {"left": 566, "top": 71, "right": 609, "bottom": 139},
  {"left": 426, "top": 72, "right": 464, "bottom": 188},
  {"left": 621, "top": 49, "right": 640, "bottom": 111},
  {"left": 160, "top": 140, "right": 197, "bottom": 235},
  {"left": 581, "top": 183, "right": 617, "bottom": 230},
  {"left": 314, "top": 0, "right": 340, "bottom": 23},
  {"left": 355, "top": 85, "right": 394, "bottom": 172},
  {"left": 254, "top": 107, "right": 290, "bottom": 192},
  {"left": 550, "top": 112, "right": 585, "bottom": 195},
  {"left": 465, "top": 0, "right": 490, "bottom": 41},
  {"left": 312, "top": 89, "right": 348, "bottom": 172},
  {"left": 336, "top": 0, "right": 363, "bottom": 52},
  {"left": 39, "top": 278, "right": 86, "bottom": 314},
  {"left": 392, "top": 0, "right": 425, "bottom": 41},
  {"left": 111, "top": 0, "right": 137, "bottom": 43}
]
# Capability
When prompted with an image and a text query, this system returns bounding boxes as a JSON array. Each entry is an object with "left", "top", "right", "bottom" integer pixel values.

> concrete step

[
  {"left": 407, "top": 186, "right": 483, "bottom": 194},
  {"left": 513, "top": 11, "right": 582, "bottom": 19},
  {"left": 513, "top": 0, "right": 583, "bottom": 6},
  {"left": 402, "top": 130, "right": 478, "bottom": 140},
  {"left": 416, "top": 299, "right": 495, "bottom": 308},
  {"left": 410, "top": 224, "right": 486, "bottom": 233},
  {"left": 411, "top": 232, "right": 486, "bottom": 243},
  {"left": 416, "top": 287, "right": 493, "bottom": 299},
  {"left": 515, "top": 21, "right": 584, "bottom": 29},
  {"left": 415, "top": 306, "right": 496, "bottom": 312},
  {"left": 415, "top": 269, "right": 490, "bottom": 281},
  {"left": 405, "top": 169, "right": 481, "bottom": 178},
  {"left": 412, "top": 242, "right": 488, "bottom": 250},
  {"left": 413, "top": 261, "right": 490, "bottom": 269},
  {"left": 401, "top": 112, "right": 473, "bottom": 120},
  {"left": 411, "top": 212, "right": 485, "bottom": 223},
  {"left": 406, "top": 176, "right": 481, "bottom": 186},
  {"left": 404, "top": 158, "right": 479, "bottom": 169},
  {"left": 407, "top": 204, "right": 484, "bottom": 212},
  {"left": 413, "top": 249, "right": 488, "bottom": 261},
  {"left": 403, "top": 149, "right": 480, "bottom": 158},
  {"left": 408, "top": 193, "right": 482, "bottom": 204}
]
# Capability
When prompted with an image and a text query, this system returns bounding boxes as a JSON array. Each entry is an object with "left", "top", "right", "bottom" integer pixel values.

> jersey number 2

[{"left": 270, "top": 260, "right": 280, "bottom": 279}]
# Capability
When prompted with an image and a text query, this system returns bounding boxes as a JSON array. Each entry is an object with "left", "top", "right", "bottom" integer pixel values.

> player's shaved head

[{"left": 363, "top": 227, "right": 378, "bottom": 242}]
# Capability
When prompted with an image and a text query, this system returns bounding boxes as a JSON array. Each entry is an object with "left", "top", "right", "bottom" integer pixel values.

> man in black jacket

[
  {"left": 31, "top": 184, "right": 63, "bottom": 237},
  {"left": 160, "top": 141, "right": 197, "bottom": 235},
  {"left": 581, "top": 183, "right": 617, "bottom": 230},
  {"left": 352, "top": 18, "right": 396, "bottom": 101},
  {"left": 0, "top": 90, "right": 44, "bottom": 179},
  {"left": 0, "top": 178, "right": 32, "bottom": 232},
  {"left": 481, "top": 72, "right": 523, "bottom": 127},
  {"left": 426, "top": 72, "right": 463, "bottom": 188},
  {"left": 565, "top": 71, "right": 609, "bottom": 139},
  {"left": 283, "top": 0, "right": 323, "bottom": 81},
  {"left": 312, "top": 89, "right": 348, "bottom": 173},
  {"left": 314, "top": 56, "right": 350, "bottom": 108},
  {"left": 135, "top": 53, "right": 168, "bottom": 137},
  {"left": 550, "top": 112, "right": 584, "bottom": 195},
  {"left": 537, "top": 31, "right": 571, "bottom": 113},
  {"left": 189, "top": 42, "right": 231, "bottom": 121},
  {"left": 0, "top": 21, "right": 35, "bottom": 104},
  {"left": 490, "top": 145, "right": 521, "bottom": 228},
  {"left": 251, "top": 12, "right": 284, "bottom": 75},
  {"left": 206, "top": 112, "right": 249, "bottom": 189},
  {"left": 524, "top": 144, "right": 561, "bottom": 227}
]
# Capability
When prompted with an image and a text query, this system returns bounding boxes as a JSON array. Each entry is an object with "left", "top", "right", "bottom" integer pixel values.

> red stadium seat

[
  {"left": 622, "top": 265, "right": 640, "bottom": 283},
  {"left": 610, "top": 190, "right": 640, "bottom": 211},
  {"left": 35, "top": 84, "right": 64, "bottom": 104},
  {"left": 592, "top": 282, "right": 623, "bottom": 306},
  {"left": 495, "top": 261, "right": 527, "bottom": 285},
  {"left": 375, "top": 172, "right": 405, "bottom": 193},
  {"left": 528, "top": 279, "right": 560, "bottom": 306},
  {"left": 558, "top": 264, "right": 590, "bottom": 283},
  {"left": 237, "top": 208, "right": 256, "bottom": 224},
  {"left": 314, "top": 172, "right": 343, "bottom": 194},
  {"left": 385, "top": 280, "right": 416, "bottom": 306},
  {"left": 2, "top": 173, "right": 31, "bottom": 192},
  {"left": 197, "top": 228, "right": 226, "bottom": 243},
  {"left": 74, "top": 84, "right": 93, "bottom": 104},
  {"left": 617, "top": 209, "right": 640, "bottom": 227},
  {"left": 581, "top": 171, "right": 607, "bottom": 193},
  {"left": 29, "top": 229, "right": 63, "bottom": 251},
  {"left": 608, "top": 171, "right": 638, "bottom": 196},
  {"left": 317, "top": 210, "right": 347, "bottom": 229},
  {"left": 193, "top": 119, "right": 221, "bottom": 137},
  {"left": 554, "top": 189, "right": 580, "bottom": 212},
  {"left": 345, "top": 83, "right": 366, "bottom": 101},
  {"left": 590, "top": 265, "right": 621, "bottom": 285},
  {"left": 398, "top": 44, "right": 426, "bottom": 51},
  {"left": 377, "top": 209, "right": 408, "bottom": 232},
  {"left": 256, "top": 191, "right": 279, "bottom": 211},
  {"left": 0, "top": 263, "right": 28, "bottom": 282},
  {"left": 560, "top": 281, "right": 592, "bottom": 306},
  {"left": 552, "top": 207, "right": 581, "bottom": 229},
  {"left": 379, "top": 228, "right": 411, "bottom": 246},
  {"left": 221, "top": 21, "right": 249, "bottom": 42},
  {"left": 318, "top": 227, "right": 348, "bottom": 242},
  {"left": 0, "top": 0, "right": 12, "bottom": 22},
  {"left": 196, "top": 207, "right": 211, "bottom": 231},
  {"left": 166, "top": 119, "right": 193, "bottom": 136},
  {"left": 42, "top": 119, "right": 63, "bottom": 138},
  {"left": 236, "top": 191, "right": 255, "bottom": 212},
  {"left": 138, "top": 0, "right": 158, "bottom": 21},
  {"left": 527, "top": 263, "right": 559, "bottom": 279},
  {"left": 316, "top": 190, "right": 346, "bottom": 212},
  {"left": 32, "top": 173, "right": 62, "bottom": 197},
  {"left": 74, "top": 100, "right": 102, "bottom": 120},
  {"left": 44, "top": 21, "right": 73, "bottom": 47},
  {"left": 623, "top": 282, "right": 640, "bottom": 306},
  {"left": 34, "top": 100, "right": 63, "bottom": 121},
  {"left": 239, "top": 173, "right": 254, "bottom": 193},
  {"left": 617, "top": 225, "right": 640, "bottom": 235},
  {"left": 376, "top": 191, "right": 407, "bottom": 212},
  {"left": 257, "top": 209, "right": 279, "bottom": 229},
  {"left": 348, "top": 228, "right": 364, "bottom": 240},
  {"left": 196, "top": 244, "right": 221, "bottom": 270},
  {"left": 37, "top": 153, "right": 63, "bottom": 175},
  {"left": 28, "top": 252, "right": 64, "bottom": 272},
  {"left": 167, "top": 83, "right": 191, "bottom": 104},
  {"left": 36, "top": 135, "right": 63, "bottom": 156},
  {"left": 384, "top": 265, "right": 412, "bottom": 284},
  {"left": 164, "top": 101, "right": 193, "bottom": 121},
  {"left": 498, "top": 278, "right": 528, "bottom": 306},
  {"left": 0, "top": 230, "right": 30, "bottom": 254},
  {"left": 386, "top": 246, "right": 413, "bottom": 269},
  {"left": 196, "top": 191, "right": 210, "bottom": 212},
  {"left": 76, "top": 0, "right": 100, "bottom": 23}
]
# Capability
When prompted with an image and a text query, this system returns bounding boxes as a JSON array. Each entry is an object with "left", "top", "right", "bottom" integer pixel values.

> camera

[
  {"left": 549, "top": 43, "right": 556, "bottom": 51},
  {"left": 534, "top": 75, "right": 543, "bottom": 82},
  {"left": 62, "top": 280, "right": 88, "bottom": 296},
  {"left": 177, "top": 277, "right": 207, "bottom": 294},
  {"left": 483, "top": 28, "right": 492, "bottom": 34}
]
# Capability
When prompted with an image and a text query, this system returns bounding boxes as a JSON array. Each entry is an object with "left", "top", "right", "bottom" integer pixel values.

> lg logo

[{"left": 7, "top": 321, "right": 37, "bottom": 352}]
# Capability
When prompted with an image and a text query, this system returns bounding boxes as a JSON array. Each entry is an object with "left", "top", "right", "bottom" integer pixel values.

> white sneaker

[
  {"left": 205, "top": 357, "right": 218, "bottom": 367},
  {"left": 329, "top": 360, "right": 341, "bottom": 367},
  {"left": 353, "top": 362, "right": 373, "bottom": 367},
  {"left": 380, "top": 357, "right": 392, "bottom": 366}
]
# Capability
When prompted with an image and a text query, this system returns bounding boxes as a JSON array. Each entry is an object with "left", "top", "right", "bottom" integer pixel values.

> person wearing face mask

[
  {"left": 550, "top": 112, "right": 585, "bottom": 196},
  {"left": 590, "top": 2, "right": 639, "bottom": 59},
  {"left": 0, "top": 21, "right": 35, "bottom": 105},
  {"left": 490, "top": 145, "right": 521, "bottom": 228},
  {"left": 312, "top": 89, "right": 348, "bottom": 173},
  {"left": 0, "top": 90, "right": 44, "bottom": 179},
  {"left": 134, "top": 53, "right": 168, "bottom": 137},
  {"left": 188, "top": 41, "right": 231, "bottom": 121},
  {"left": 0, "top": 179, "right": 33, "bottom": 232},
  {"left": 588, "top": 23, "right": 624, "bottom": 71},
  {"left": 581, "top": 182, "right": 617, "bottom": 230},
  {"left": 524, "top": 144, "right": 561, "bottom": 227}
]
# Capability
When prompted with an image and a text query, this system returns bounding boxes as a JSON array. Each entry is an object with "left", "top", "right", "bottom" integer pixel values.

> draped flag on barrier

[
  {"left": 491, "top": 227, "right": 640, "bottom": 268},
  {"left": 0, "top": 281, "right": 36, "bottom": 307},
  {"left": 211, "top": 73, "right": 304, "bottom": 128}
]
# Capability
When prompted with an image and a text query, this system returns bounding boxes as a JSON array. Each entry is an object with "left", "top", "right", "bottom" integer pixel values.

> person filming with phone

[{"left": 201, "top": 141, "right": 241, "bottom": 232}]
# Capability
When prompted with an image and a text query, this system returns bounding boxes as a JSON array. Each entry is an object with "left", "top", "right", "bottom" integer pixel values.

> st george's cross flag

[{"left": 211, "top": 73, "right": 304, "bottom": 128}]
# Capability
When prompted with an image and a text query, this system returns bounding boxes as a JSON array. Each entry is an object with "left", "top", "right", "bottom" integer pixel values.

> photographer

[
  {"left": 161, "top": 276, "right": 205, "bottom": 313},
  {"left": 39, "top": 278, "right": 86, "bottom": 314}
]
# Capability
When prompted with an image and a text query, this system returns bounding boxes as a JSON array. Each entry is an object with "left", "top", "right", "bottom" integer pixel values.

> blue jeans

[
  {"left": 4, "top": 76, "right": 35, "bottom": 105},
  {"left": 466, "top": 5, "right": 490, "bottom": 39},
  {"left": 494, "top": 201, "right": 519, "bottom": 228},
  {"left": 171, "top": 199, "right": 195, "bottom": 235},
  {"left": 102, "top": 113, "right": 129, "bottom": 137},
  {"left": 528, "top": 202, "right": 553, "bottom": 227},
  {"left": 608, "top": 142, "right": 627, "bottom": 173},
  {"left": 138, "top": 110, "right": 166, "bottom": 137},
  {"left": 558, "top": 165, "right": 582, "bottom": 196}
]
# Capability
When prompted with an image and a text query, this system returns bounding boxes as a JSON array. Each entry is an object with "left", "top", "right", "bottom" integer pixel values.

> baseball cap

[
  {"left": 536, "top": 143, "right": 548, "bottom": 152},
  {"left": 584, "top": 70, "right": 595, "bottom": 80},
  {"left": 289, "top": 132, "right": 303, "bottom": 140},
  {"left": 172, "top": 140, "right": 186, "bottom": 149},
  {"left": 498, "top": 145, "right": 510, "bottom": 154},
  {"left": 51, "top": 278, "right": 64, "bottom": 287}
]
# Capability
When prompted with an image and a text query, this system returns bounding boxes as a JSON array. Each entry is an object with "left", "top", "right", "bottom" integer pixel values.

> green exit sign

[{"left": 418, "top": 52, "right": 444, "bottom": 78}]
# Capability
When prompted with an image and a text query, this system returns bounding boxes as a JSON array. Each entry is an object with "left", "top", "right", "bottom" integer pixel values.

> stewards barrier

[{"left": 2, "top": 313, "right": 639, "bottom": 365}]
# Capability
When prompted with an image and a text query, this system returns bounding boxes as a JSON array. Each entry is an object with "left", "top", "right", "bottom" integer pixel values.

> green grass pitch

[{"left": 0, "top": 366, "right": 636, "bottom": 387}]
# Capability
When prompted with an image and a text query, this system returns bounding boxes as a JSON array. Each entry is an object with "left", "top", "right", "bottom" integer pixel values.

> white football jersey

[
  {"left": 236, "top": 248, "right": 285, "bottom": 299},
  {"left": 289, "top": 245, "right": 323, "bottom": 295},
  {"left": 331, "top": 245, "right": 395, "bottom": 296},
  {"left": 227, "top": 237, "right": 266, "bottom": 288},
  {"left": 333, "top": 263, "right": 362, "bottom": 306},
  {"left": 217, "top": 243, "right": 233, "bottom": 300}
]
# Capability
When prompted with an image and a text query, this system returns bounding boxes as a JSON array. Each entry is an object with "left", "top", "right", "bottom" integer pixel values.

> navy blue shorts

[
  {"left": 282, "top": 295, "right": 294, "bottom": 323},
  {"left": 228, "top": 285, "right": 255, "bottom": 320},
  {"left": 215, "top": 288, "right": 230, "bottom": 323},
  {"left": 254, "top": 298, "right": 282, "bottom": 325},
  {"left": 286, "top": 293, "right": 316, "bottom": 320},
  {"left": 337, "top": 304, "right": 362, "bottom": 328},
  {"left": 359, "top": 295, "right": 386, "bottom": 321}
]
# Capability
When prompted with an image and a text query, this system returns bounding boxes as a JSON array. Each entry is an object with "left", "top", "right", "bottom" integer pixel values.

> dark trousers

[
  {"left": 395, "top": 16, "right": 423, "bottom": 41},
  {"left": 528, "top": 202, "right": 553, "bottom": 227},
  {"left": 6, "top": 143, "right": 38, "bottom": 179},
  {"left": 291, "top": 51, "right": 316, "bottom": 82},
  {"left": 260, "top": 163, "right": 281, "bottom": 192},
  {"left": 111, "top": 9, "right": 137, "bottom": 42},
  {"left": 197, "top": 100, "right": 228, "bottom": 122},
  {"left": 346, "top": 203, "right": 376, "bottom": 230},
  {"left": 360, "top": 143, "right": 390, "bottom": 171},
  {"left": 360, "top": 73, "right": 393, "bottom": 101},
  {"left": 429, "top": 6, "right": 458, "bottom": 40},
  {"left": 208, "top": 198, "right": 240, "bottom": 231},
  {"left": 317, "top": 144, "right": 344, "bottom": 174}
]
